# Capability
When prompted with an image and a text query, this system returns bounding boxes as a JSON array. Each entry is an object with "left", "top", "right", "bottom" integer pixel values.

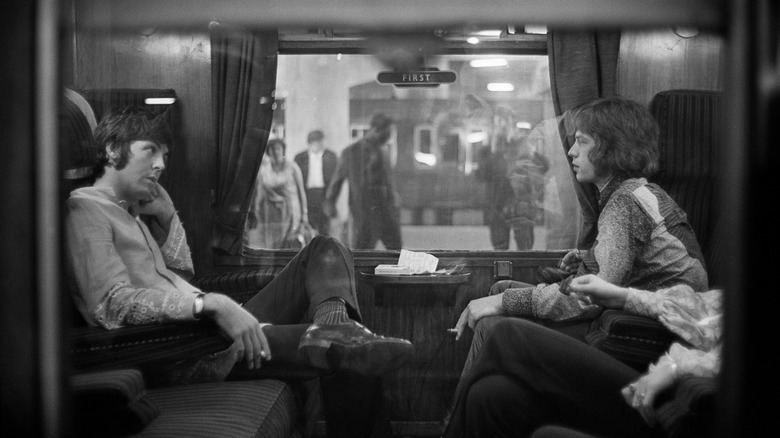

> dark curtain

[
  {"left": 210, "top": 24, "right": 278, "bottom": 254},
  {"left": 548, "top": 30, "right": 620, "bottom": 249}
]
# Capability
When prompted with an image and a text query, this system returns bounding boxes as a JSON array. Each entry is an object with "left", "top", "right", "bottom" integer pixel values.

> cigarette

[{"left": 447, "top": 328, "right": 458, "bottom": 334}]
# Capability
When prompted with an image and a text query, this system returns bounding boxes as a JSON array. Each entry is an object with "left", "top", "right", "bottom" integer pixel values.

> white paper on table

[{"left": 397, "top": 249, "right": 439, "bottom": 274}]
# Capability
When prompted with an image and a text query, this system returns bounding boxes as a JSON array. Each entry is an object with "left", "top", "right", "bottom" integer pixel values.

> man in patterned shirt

[
  {"left": 444, "top": 274, "right": 721, "bottom": 438},
  {"left": 65, "top": 106, "right": 412, "bottom": 438},
  {"left": 452, "top": 96, "right": 709, "bottom": 378}
]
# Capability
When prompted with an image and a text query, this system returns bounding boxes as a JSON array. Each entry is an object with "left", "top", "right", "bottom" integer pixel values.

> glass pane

[{"left": 245, "top": 52, "right": 580, "bottom": 251}]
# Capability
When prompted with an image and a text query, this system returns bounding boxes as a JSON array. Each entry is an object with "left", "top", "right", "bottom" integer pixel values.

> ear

[{"left": 105, "top": 144, "right": 117, "bottom": 158}]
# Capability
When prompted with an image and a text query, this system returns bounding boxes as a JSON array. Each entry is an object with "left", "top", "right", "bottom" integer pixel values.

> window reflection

[{"left": 245, "top": 53, "right": 580, "bottom": 250}]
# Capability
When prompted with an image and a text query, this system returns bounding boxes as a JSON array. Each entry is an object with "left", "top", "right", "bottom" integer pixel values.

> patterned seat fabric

[
  {"left": 137, "top": 379, "right": 301, "bottom": 438},
  {"left": 649, "top": 89, "right": 722, "bottom": 287}
]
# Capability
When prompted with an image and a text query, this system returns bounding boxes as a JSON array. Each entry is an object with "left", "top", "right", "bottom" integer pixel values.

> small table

[
  {"left": 360, "top": 271, "right": 472, "bottom": 436},
  {"left": 361, "top": 273, "right": 471, "bottom": 306}
]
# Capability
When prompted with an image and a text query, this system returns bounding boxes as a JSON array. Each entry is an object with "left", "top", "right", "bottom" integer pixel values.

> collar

[
  {"left": 597, "top": 174, "right": 629, "bottom": 211},
  {"left": 71, "top": 186, "right": 134, "bottom": 215}
]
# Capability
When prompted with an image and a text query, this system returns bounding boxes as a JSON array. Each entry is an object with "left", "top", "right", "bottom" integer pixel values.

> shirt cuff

[
  {"left": 502, "top": 288, "right": 533, "bottom": 316},
  {"left": 161, "top": 214, "right": 194, "bottom": 273},
  {"left": 623, "top": 287, "right": 663, "bottom": 318}
]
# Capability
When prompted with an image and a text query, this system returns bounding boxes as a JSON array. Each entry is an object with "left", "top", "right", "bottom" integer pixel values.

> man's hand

[
  {"left": 621, "top": 361, "right": 678, "bottom": 425},
  {"left": 138, "top": 183, "right": 176, "bottom": 231},
  {"left": 559, "top": 249, "right": 584, "bottom": 273},
  {"left": 452, "top": 294, "right": 505, "bottom": 341},
  {"left": 568, "top": 274, "right": 628, "bottom": 309},
  {"left": 202, "top": 293, "right": 271, "bottom": 370}
]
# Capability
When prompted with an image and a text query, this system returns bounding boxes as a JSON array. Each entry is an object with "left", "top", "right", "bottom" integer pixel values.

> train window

[
  {"left": 245, "top": 49, "right": 579, "bottom": 251},
  {"left": 413, "top": 125, "right": 435, "bottom": 168},
  {"left": 68, "top": 9, "right": 721, "bottom": 255}
]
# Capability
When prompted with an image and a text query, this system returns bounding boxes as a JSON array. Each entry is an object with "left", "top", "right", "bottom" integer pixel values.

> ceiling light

[
  {"left": 672, "top": 26, "right": 699, "bottom": 38},
  {"left": 475, "top": 30, "right": 502, "bottom": 38},
  {"left": 524, "top": 25, "right": 548, "bottom": 34},
  {"left": 469, "top": 58, "right": 508, "bottom": 68},
  {"left": 487, "top": 83, "right": 514, "bottom": 92},
  {"left": 144, "top": 97, "right": 176, "bottom": 105},
  {"left": 467, "top": 37, "right": 480, "bottom": 45}
]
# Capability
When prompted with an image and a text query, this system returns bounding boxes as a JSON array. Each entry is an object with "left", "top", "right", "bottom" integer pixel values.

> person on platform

[{"left": 295, "top": 129, "right": 338, "bottom": 236}]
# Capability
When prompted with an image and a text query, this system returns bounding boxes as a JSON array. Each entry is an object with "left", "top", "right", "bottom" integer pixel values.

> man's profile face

[{"left": 111, "top": 140, "right": 168, "bottom": 202}]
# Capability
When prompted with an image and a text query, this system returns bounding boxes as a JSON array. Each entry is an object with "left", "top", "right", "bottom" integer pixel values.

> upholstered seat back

[
  {"left": 61, "top": 89, "right": 101, "bottom": 328},
  {"left": 61, "top": 88, "right": 98, "bottom": 193},
  {"left": 649, "top": 89, "right": 723, "bottom": 287}
]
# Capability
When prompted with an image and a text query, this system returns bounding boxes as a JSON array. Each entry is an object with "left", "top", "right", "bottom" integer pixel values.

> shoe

[{"left": 298, "top": 321, "right": 414, "bottom": 376}]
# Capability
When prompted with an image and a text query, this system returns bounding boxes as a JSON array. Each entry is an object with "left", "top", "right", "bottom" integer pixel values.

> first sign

[{"left": 377, "top": 70, "right": 457, "bottom": 87}]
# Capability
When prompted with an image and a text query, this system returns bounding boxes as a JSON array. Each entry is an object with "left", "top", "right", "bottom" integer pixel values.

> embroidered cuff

[
  {"left": 623, "top": 287, "right": 663, "bottom": 318},
  {"left": 502, "top": 288, "right": 533, "bottom": 316},
  {"left": 161, "top": 214, "right": 194, "bottom": 273}
]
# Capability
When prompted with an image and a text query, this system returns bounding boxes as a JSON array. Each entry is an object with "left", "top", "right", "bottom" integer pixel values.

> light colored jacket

[{"left": 65, "top": 186, "right": 200, "bottom": 328}]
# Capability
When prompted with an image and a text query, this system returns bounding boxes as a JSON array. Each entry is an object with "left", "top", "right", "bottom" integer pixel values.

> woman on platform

[{"left": 246, "top": 138, "right": 309, "bottom": 249}]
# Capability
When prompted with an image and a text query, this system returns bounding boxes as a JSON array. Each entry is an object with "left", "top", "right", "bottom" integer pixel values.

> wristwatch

[{"left": 193, "top": 293, "right": 205, "bottom": 318}]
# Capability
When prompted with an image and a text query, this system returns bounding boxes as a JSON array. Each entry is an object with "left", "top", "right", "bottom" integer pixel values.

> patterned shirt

[
  {"left": 502, "top": 176, "right": 709, "bottom": 321},
  {"left": 65, "top": 186, "right": 201, "bottom": 328},
  {"left": 626, "top": 285, "right": 722, "bottom": 377}
]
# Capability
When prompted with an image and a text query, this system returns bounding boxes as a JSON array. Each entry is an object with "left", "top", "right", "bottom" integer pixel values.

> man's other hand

[{"left": 202, "top": 293, "right": 272, "bottom": 370}]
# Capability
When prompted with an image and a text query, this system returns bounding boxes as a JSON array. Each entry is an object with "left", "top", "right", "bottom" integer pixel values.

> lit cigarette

[{"left": 447, "top": 328, "right": 458, "bottom": 334}]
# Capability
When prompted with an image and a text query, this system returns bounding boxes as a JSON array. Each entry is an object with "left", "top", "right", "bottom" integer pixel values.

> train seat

[
  {"left": 71, "top": 368, "right": 300, "bottom": 438},
  {"left": 583, "top": 89, "right": 721, "bottom": 437}
]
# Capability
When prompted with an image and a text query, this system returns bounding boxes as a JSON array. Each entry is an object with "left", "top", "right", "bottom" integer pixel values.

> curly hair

[
  {"left": 92, "top": 106, "right": 173, "bottom": 179},
  {"left": 572, "top": 96, "right": 659, "bottom": 179}
]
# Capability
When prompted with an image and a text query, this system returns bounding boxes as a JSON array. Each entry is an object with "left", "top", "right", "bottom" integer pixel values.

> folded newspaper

[{"left": 374, "top": 249, "right": 439, "bottom": 275}]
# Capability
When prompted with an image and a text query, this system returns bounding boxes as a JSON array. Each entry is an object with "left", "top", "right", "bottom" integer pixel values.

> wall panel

[
  {"left": 618, "top": 29, "right": 724, "bottom": 106},
  {"left": 72, "top": 1, "right": 216, "bottom": 271}
]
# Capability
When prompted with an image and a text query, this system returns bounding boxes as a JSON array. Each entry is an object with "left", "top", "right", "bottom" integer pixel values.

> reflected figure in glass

[
  {"left": 246, "top": 139, "right": 309, "bottom": 249},
  {"left": 325, "top": 113, "right": 403, "bottom": 250},
  {"left": 294, "top": 130, "right": 338, "bottom": 237}
]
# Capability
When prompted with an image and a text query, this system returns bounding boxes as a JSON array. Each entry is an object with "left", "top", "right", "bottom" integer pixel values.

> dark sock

[{"left": 313, "top": 298, "right": 350, "bottom": 325}]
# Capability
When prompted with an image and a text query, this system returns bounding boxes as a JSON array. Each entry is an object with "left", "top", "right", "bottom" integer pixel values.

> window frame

[{"left": 239, "top": 31, "right": 557, "bottom": 257}]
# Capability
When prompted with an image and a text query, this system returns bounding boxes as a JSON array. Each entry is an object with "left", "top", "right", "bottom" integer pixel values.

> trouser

[
  {"left": 243, "top": 234, "right": 361, "bottom": 323},
  {"left": 238, "top": 235, "right": 392, "bottom": 438},
  {"left": 487, "top": 208, "right": 511, "bottom": 250},
  {"left": 488, "top": 209, "right": 536, "bottom": 250},
  {"left": 458, "top": 280, "right": 590, "bottom": 380},
  {"left": 353, "top": 207, "right": 402, "bottom": 250},
  {"left": 306, "top": 187, "right": 329, "bottom": 235},
  {"left": 444, "top": 318, "right": 660, "bottom": 438}
]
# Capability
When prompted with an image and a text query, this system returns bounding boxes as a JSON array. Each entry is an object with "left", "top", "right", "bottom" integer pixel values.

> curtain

[
  {"left": 548, "top": 30, "right": 620, "bottom": 249},
  {"left": 210, "top": 24, "right": 278, "bottom": 254}
]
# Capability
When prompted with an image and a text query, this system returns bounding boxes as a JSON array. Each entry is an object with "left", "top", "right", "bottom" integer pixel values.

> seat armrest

[
  {"left": 70, "top": 320, "right": 231, "bottom": 373},
  {"left": 191, "top": 267, "right": 282, "bottom": 304},
  {"left": 585, "top": 309, "right": 678, "bottom": 371},
  {"left": 70, "top": 368, "right": 160, "bottom": 436}
]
